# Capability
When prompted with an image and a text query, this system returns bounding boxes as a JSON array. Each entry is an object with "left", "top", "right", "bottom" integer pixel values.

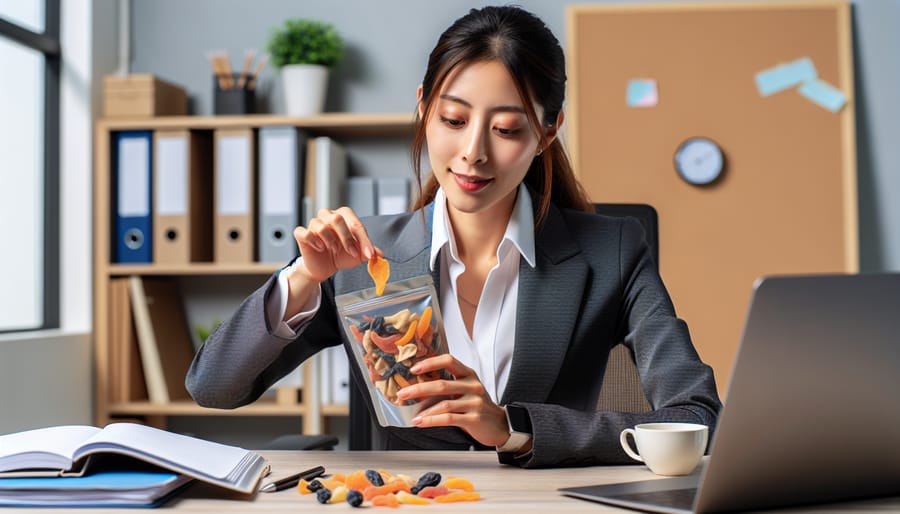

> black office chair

[{"left": 346, "top": 203, "right": 658, "bottom": 449}]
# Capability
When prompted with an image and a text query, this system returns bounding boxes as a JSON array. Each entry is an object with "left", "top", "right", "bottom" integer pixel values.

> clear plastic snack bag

[{"left": 335, "top": 275, "right": 452, "bottom": 427}]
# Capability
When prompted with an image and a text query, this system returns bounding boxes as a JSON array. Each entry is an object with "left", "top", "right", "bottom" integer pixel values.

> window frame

[{"left": 0, "top": 0, "right": 61, "bottom": 332}]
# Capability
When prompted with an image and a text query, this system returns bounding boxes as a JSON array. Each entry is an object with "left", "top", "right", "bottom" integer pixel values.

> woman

[{"left": 187, "top": 5, "right": 721, "bottom": 468}]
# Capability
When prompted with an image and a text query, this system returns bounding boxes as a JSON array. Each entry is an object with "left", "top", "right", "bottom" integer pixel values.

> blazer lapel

[{"left": 501, "top": 205, "right": 588, "bottom": 405}]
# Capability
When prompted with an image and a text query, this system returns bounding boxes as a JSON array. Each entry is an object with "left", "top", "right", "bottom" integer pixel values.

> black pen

[{"left": 260, "top": 465, "right": 326, "bottom": 493}]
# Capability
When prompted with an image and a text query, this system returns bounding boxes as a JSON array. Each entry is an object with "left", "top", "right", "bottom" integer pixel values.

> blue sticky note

[
  {"left": 626, "top": 79, "right": 658, "bottom": 107},
  {"left": 798, "top": 79, "right": 847, "bottom": 112},
  {"left": 755, "top": 58, "right": 817, "bottom": 96}
]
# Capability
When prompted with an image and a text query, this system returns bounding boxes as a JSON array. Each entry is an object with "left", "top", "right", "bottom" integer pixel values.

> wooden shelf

[
  {"left": 97, "top": 113, "right": 415, "bottom": 138},
  {"left": 93, "top": 112, "right": 399, "bottom": 436},
  {"left": 106, "top": 262, "right": 279, "bottom": 277}
]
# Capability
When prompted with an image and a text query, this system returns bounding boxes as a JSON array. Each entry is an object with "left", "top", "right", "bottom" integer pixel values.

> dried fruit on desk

[
  {"left": 433, "top": 491, "right": 482, "bottom": 503},
  {"left": 371, "top": 493, "right": 400, "bottom": 508},
  {"left": 396, "top": 490, "right": 431, "bottom": 505},
  {"left": 367, "top": 255, "right": 390, "bottom": 295},
  {"left": 344, "top": 470, "right": 371, "bottom": 492},
  {"left": 445, "top": 476, "right": 475, "bottom": 492},
  {"left": 411, "top": 472, "right": 442, "bottom": 494},
  {"left": 329, "top": 485, "right": 349, "bottom": 504},
  {"left": 315, "top": 488, "right": 332, "bottom": 504},
  {"left": 417, "top": 485, "right": 450, "bottom": 499},
  {"left": 346, "top": 488, "right": 364, "bottom": 507},
  {"left": 365, "top": 469, "right": 385, "bottom": 486}
]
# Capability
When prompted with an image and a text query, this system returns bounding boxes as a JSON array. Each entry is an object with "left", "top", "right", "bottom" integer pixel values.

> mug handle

[{"left": 620, "top": 428, "right": 644, "bottom": 462}]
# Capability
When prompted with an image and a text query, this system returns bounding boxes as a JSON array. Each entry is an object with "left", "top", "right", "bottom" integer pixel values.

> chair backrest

[
  {"left": 347, "top": 203, "right": 659, "bottom": 449},
  {"left": 594, "top": 203, "right": 655, "bottom": 413}
]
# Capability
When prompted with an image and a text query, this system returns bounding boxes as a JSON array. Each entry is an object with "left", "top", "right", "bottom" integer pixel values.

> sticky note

[
  {"left": 626, "top": 79, "right": 658, "bottom": 107},
  {"left": 755, "top": 58, "right": 817, "bottom": 96},
  {"left": 798, "top": 79, "right": 847, "bottom": 112}
]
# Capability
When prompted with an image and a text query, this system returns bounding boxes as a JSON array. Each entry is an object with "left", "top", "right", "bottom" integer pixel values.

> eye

[
  {"left": 439, "top": 116, "right": 465, "bottom": 128},
  {"left": 494, "top": 126, "right": 521, "bottom": 137}
]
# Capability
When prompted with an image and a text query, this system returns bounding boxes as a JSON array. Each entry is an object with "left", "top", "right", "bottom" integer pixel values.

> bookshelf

[{"left": 93, "top": 113, "right": 414, "bottom": 432}]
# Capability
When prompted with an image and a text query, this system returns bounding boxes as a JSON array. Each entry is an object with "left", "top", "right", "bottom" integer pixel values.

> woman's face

[{"left": 421, "top": 60, "right": 546, "bottom": 219}]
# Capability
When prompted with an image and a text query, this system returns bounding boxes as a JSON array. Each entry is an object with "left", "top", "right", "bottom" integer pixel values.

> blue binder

[{"left": 113, "top": 131, "right": 153, "bottom": 263}]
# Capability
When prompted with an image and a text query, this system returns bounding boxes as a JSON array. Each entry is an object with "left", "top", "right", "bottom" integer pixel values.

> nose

[{"left": 461, "top": 123, "right": 488, "bottom": 165}]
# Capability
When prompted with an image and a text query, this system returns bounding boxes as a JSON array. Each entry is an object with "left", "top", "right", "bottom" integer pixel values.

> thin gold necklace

[{"left": 458, "top": 293, "right": 479, "bottom": 308}]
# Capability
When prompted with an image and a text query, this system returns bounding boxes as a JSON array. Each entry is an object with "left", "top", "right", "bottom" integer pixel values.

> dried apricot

[
  {"left": 444, "top": 476, "right": 475, "bottom": 492},
  {"left": 434, "top": 491, "right": 481, "bottom": 502},
  {"left": 397, "top": 490, "right": 431, "bottom": 505},
  {"left": 367, "top": 255, "right": 390, "bottom": 295},
  {"left": 371, "top": 494, "right": 400, "bottom": 507}
]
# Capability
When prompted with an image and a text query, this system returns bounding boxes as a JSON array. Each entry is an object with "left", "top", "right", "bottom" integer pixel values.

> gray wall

[{"left": 129, "top": 0, "right": 900, "bottom": 272}]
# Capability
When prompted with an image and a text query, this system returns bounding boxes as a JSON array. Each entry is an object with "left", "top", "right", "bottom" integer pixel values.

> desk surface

[{"left": 10, "top": 451, "right": 900, "bottom": 513}]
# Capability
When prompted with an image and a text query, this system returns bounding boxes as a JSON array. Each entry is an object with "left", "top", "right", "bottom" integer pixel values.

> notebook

[
  {"left": 0, "top": 423, "right": 268, "bottom": 495},
  {"left": 560, "top": 272, "right": 900, "bottom": 513},
  {"left": 0, "top": 471, "right": 193, "bottom": 508}
]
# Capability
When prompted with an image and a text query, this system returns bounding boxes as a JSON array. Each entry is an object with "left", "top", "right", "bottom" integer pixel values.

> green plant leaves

[{"left": 267, "top": 19, "right": 343, "bottom": 68}]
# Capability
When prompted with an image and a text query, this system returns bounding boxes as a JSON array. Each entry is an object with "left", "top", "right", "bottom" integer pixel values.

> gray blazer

[{"left": 186, "top": 202, "right": 721, "bottom": 468}]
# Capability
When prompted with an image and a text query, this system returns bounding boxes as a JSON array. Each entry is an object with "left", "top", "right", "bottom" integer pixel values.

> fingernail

[
  {"left": 396, "top": 388, "right": 409, "bottom": 399},
  {"left": 364, "top": 246, "right": 373, "bottom": 259},
  {"left": 411, "top": 416, "right": 422, "bottom": 425},
  {"left": 409, "top": 365, "right": 421, "bottom": 374}
]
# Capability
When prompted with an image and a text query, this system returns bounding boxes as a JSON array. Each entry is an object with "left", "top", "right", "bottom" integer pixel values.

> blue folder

[
  {"left": 0, "top": 471, "right": 193, "bottom": 508},
  {"left": 114, "top": 130, "right": 154, "bottom": 263}
]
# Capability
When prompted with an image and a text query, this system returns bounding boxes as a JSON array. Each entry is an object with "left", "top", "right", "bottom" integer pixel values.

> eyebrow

[{"left": 439, "top": 93, "right": 526, "bottom": 114}]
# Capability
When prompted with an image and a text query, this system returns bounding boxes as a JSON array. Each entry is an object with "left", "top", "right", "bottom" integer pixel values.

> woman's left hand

[{"left": 397, "top": 354, "right": 510, "bottom": 447}]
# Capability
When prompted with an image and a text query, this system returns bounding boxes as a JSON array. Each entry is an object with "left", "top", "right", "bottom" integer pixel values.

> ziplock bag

[{"left": 335, "top": 275, "right": 452, "bottom": 427}]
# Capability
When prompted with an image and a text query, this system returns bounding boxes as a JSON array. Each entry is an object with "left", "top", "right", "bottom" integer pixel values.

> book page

[
  {"left": 0, "top": 426, "right": 100, "bottom": 472},
  {"left": 73, "top": 423, "right": 250, "bottom": 481}
]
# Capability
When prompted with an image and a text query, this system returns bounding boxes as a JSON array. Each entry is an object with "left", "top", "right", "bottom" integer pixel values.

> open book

[{"left": 0, "top": 423, "right": 268, "bottom": 494}]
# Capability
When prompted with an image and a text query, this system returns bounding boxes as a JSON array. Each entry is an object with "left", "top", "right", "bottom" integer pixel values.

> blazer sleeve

[
  {"left": 185, "top": 271, "right": 343, "bottom": 409},
  {"left": 500, "top": 218, "right": 722, "bottom": 468}
]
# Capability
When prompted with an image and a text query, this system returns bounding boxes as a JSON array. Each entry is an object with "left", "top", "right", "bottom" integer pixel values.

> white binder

[{"left": 258, "top": 126, "right": 307, "bottom": 263}]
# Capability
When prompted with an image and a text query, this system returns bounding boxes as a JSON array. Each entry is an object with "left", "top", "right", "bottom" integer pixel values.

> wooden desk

[{"left": 10, "top": 451, "right": 900, "bottom": 512}]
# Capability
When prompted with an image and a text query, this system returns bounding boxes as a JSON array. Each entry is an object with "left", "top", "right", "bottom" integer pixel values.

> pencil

[
  {"left": 246, "top": 54, "right": 268, "bottom": 90},
  {"left": 237, "top": 49, "right": 255, "bottom": 89}
]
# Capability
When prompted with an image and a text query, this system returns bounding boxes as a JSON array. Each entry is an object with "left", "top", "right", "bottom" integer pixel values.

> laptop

[{"left": 560, "top": 273, "right": 900, "bottom": 513}]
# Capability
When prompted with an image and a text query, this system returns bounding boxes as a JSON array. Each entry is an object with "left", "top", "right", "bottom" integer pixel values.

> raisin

[
  {"left": 411, "top": 471, "right": 441, "bottom": 494},
  {"left": 316, "top": 488, "right": 332, "bottom": 504},
  {"left": 307, "top": 479, "right": 323, "bottom": 492},
  {"left": 365, "top": 469, "right": 385, "bottom": 486},
  {"left": 346, "top": 489, "right": 363, "bottom": 507}
]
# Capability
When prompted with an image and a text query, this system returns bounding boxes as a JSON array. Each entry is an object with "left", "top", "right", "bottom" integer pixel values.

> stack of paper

[{"left": 0, "top": 472, "right": 193, "bottom": 508}]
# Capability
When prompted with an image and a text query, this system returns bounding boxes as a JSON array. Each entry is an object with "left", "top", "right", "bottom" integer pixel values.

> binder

[
  {"left": 329, "top": 346, "right": 350, "bottom": 406},
  {"left": 153, "top": 130, "right": 213, "bottom": 264},
  {"left": 128, "top": 277, "right": 195, "bottom": 403},
  {"left": 109, "top": 278, "right": 147, "bottom": 403},
  {"left": 377, "top": 177, "right": 410, "bottom": 215},
  {"left": 214, "top": 128, "right": 256, "bottom": 263},
  {"left": 302, "top": 136, "right": 347, "bottom": 224},
  {"left": 346, "top": 176, "right": 377, "bottom": 217},
  {"left": 113, "top": 131, "right": 153, "bottom": 263},
  {"left": 257, "top": 126, "right": 307, "bottom": 263}
]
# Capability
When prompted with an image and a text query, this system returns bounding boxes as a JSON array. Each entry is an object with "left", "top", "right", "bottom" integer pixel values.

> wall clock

[{"left": 674, "top": 137, "right": 725, "bottom": 186}]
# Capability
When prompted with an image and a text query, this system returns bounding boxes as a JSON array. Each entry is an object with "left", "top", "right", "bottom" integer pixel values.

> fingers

[
  {"left": 295, "top": 207, "right": 379, "bottom": 261},
  {"left": 410, "top": 353, "right": 471, "bottom": 378}
]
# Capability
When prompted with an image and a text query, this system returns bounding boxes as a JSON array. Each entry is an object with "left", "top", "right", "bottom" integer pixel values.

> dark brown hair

[{"left": 410, "top": 5, "right": 592, "bottom": 226}]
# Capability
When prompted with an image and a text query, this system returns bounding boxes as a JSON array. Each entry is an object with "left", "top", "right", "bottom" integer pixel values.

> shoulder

[{"left": 555, "top": 206, "right": 644, "bottom": 247}]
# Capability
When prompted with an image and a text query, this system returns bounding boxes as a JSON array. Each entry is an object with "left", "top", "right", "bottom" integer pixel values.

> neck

[{"left": 447, "top": 194, "right": 515, "bottom": 263}]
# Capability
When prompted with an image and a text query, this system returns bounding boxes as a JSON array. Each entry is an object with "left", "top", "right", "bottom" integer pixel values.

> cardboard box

[{"left": 103, "top": 74, "right": 188, "bottom": 117}]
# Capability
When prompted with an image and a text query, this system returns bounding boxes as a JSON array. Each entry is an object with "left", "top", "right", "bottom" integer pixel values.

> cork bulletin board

[{"left": 566, "top": 1, "right": 857, "bottom": 396}]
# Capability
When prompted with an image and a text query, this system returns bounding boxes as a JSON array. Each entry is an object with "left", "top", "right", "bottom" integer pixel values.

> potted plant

[{"left": 267, "top": 18, "right": 343, "bottom": 115}]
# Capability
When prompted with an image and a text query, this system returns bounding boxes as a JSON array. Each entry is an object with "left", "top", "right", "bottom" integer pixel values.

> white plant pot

[{"left": 281, "top": 64, "right": 329, "bottom": 116}]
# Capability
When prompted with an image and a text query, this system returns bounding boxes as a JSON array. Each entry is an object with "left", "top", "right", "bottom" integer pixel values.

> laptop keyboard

[{"left": 610, "top": 487, "right": 698, "bottom": 510}]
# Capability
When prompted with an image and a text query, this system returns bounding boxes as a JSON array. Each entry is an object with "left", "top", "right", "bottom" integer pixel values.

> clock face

[{"left": 674, "top": 137, "right": 725, "bottom": 186}]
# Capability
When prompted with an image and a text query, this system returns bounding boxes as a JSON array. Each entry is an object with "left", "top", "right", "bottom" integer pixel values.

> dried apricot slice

[
  {"left": 367, "top": 255, "right": 390, "bottom": 295},
  {"left": 445, "top": 476, "right": 475, "bottom": 492},
  {"left": 397, "top": 490, "right": 431, "bottom": 505},
  {"left": 434, "top": 491, "right": 481, "bottom": 502},
  {"left": 371, "top": 494, "right": 400, "bottom": 507},
  {"left": 416, "top": 306, "right": 432, "bottom": 339}
]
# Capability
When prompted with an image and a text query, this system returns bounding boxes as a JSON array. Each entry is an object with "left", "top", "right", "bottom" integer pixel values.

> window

[{"left": 0, "top": 0, "right": 60, "bottom": 332}]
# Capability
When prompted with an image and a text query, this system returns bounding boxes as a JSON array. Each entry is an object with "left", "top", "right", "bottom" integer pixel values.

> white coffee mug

[{"left": 620, "top": 422, "right": 708, "bottom": 476}]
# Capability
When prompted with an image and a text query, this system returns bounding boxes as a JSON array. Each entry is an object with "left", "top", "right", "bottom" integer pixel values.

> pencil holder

[{"left": 214, "top": 73, "right": 255, "bottom": 115}]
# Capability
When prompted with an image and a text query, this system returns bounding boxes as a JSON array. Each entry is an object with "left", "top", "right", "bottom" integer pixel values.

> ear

[
  {"left": 543, "top": 111, "right": 564, "bottom": 145},
  {"left": 416, "top": 84, "right": 425, "bottom": 119}
]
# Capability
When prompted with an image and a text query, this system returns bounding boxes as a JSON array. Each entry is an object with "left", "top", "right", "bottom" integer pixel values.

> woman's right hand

[
  {"left": 293, "top": 206, "right": 379, "bottom": 282},
  {"left": 284, "top": 207, "right": 379, "bottom": 318}
]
